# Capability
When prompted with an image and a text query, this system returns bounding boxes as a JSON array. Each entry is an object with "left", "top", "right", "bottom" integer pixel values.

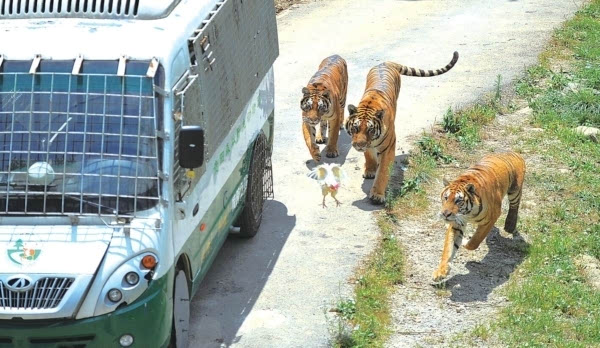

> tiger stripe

[
  {"left": 395, "top": 51, "right": 459, "bottom": 77},
  {"left": 433, "top": 151, "right": 526, "bottom": 282},
  {"left": 345, "top": 51, "right": 459, "bottom": 205},
  {"left": 301, "top": 55, "right": 348, "bottom": 162}
]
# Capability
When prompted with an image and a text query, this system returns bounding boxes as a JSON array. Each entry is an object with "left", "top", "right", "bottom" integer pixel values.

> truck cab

[{"left": 0, "top": 1, "right": 278, "bottom": 347}]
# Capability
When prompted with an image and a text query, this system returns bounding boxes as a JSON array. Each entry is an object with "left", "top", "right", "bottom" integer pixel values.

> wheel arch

[{"left": 175, "top": 253, "right": 193, "bottom": 289}]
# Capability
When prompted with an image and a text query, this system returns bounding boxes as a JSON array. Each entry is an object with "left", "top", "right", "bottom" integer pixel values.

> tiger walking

[
  {"left": 345, "top": 51, "right": 459, "bottom": 204},
  {"left": 433, "top": 151, "right": 526, "bottom": 282},
  {"left": 301, "top": 55, "right": 348, "bottom": 162}
]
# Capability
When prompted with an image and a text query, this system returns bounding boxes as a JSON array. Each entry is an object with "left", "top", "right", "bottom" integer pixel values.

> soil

[
  {"left": 274, "top": 0, "right": 309, "bottom": 13},
  {"left": 387, "top": 101, "right": 541, "bottom": 347},
  {"left": 190, "top": 1, "right": 580, "bottom": 346}
]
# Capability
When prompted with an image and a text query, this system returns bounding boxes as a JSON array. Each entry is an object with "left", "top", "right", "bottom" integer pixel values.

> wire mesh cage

[
  {"left": 263, "top": 139, "right": 274, "bottom": 201},
  {"left": 0, "top": 61, "right": 160, "bottom": 217}
]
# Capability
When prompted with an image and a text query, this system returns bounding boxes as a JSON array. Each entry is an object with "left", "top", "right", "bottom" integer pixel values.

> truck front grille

[
  {"left": 29, "top": 335, "right": 95, "bottom": 347},
  {"left": 0, "top": 277, "right": 74, "bottom": 310}
]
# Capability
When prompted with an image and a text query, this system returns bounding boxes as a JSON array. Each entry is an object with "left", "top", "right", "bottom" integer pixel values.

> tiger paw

[
  {"left": 363, "top": 171, "right": 376, "bottom": 179},
  {"left": 325, "top": 147, "right": 339, "bottom": 158},
  {"left": 369, "top": 191, "right": 385, "bottom": 205},
  {"left": 432, "top": 266, "right": 450, "bottom": 282},
  {"left": 504, "top": 218, "right": 518, "bottom": 234},
  {"left": 463, "top": 240, "right": 478, "bottom": 251},
  {"left": 316, "top": 136, "right": 327, "bottom": 144}
]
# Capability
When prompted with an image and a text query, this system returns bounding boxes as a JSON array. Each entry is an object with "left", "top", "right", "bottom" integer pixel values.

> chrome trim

[
  {"left": 0, "top": 274, "right": 92, "bottom": 319},
  {"left": 0, "top": 0, "right": 182, "bottom": 20}
]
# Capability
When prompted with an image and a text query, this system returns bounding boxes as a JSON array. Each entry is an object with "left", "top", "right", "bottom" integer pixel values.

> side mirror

[{"left": 179, "top": 126, "right": 205, "bottom": 169}]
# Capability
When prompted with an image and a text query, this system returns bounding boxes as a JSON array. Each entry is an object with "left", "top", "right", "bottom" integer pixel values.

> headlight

[
  {"left": 119, "top": 334, "right": 134, "bottom": 347},
  {"left": 94, "top": 252, "right": 158, "bottom": 316},
  {"left": 124, "top": 272, "right": 139, "bottom": 286},
  {"left": 108, "top": 289, "right": 123, "bottom": 302}
]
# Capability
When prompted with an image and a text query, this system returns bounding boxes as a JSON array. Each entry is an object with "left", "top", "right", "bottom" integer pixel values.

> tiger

[
  {"left": 432, "top": 151, "right": 526, "bottom": 282},
  {"left": 301, "top": 55, "right": 348, "bottom": 162},
  {"left": 345, "top": 51, "right": 459, "bottom": 204}
]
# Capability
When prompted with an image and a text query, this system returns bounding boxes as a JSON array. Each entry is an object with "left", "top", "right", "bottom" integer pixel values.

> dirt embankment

[
  {"left": 387, "top": 103, "right": 538, "bottom": 347},
  {"left": 274, "top": 0, "right": 306, "bottom": 13}
]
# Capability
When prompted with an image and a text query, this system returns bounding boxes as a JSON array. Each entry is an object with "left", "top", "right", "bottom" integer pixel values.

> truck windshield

[{"left": 0, "top": 60, "right": 160, "bottom": 216}]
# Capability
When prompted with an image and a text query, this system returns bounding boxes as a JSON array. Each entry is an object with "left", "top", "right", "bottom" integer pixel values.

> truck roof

[{"left": 0, "top": 0, "right": 216, "bottom": 66}]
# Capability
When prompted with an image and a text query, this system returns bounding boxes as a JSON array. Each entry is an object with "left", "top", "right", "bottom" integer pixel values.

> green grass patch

[
  {"left": 331, "top": 214, "right": 405, "bottom": 348},
  {"left": 441, "top": 103, "right": 497, "bottom": 148},
  {"left": 333, "top": 40, "right": 510, "bottom": 348},
  {"left": 333, "top": 132, "right": 449, "bottom": 347},
  {"left": 487, "top": 1, "right": 600, "bottom": 346}
]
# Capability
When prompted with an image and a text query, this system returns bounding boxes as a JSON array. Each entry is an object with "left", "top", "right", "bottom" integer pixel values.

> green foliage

[
  {"left": 417, "top": 135, "right": 453, "bottom": 163},
  {"left": 340, "top": 215, "right": 404, "bottom": 347},
  {"left": 336, "top": 299, "right": 357, "bottom": 321},
  {"left": 442, "top": 107, "right": 461, "bottom": 134},
  {"left": 495, "top": 74, "right": 503, "bottom": 101},
  {"left": 440, "top": 104, "right": 497, "bottom": 148},
  {"left": 493, "top": 1, "right": 600, "bottom": 346}
]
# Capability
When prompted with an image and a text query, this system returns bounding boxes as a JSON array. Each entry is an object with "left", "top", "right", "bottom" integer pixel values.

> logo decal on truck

[{"left": 7, "top": 239, "right": 41, "bottom": 266}]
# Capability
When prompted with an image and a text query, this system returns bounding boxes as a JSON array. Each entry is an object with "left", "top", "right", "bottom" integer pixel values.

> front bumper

[{"left": 0, "top": 271, "right": 173, "bottom": 348}]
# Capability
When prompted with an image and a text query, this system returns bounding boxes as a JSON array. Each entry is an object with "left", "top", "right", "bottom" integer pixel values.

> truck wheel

[
  {"left": 169, "top": 269, "right": 190, "bottom": 348},
  {"left": 237, "top": 133, "right": 267, "bottom": 238}
]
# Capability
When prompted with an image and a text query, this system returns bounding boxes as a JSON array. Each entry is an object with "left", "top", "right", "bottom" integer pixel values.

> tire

[
  {"left": 169, "top": 269, "right": 190, "bottom": 348},
  {"left": 237, "top": 133, "right": 267, "bottom": 238}
]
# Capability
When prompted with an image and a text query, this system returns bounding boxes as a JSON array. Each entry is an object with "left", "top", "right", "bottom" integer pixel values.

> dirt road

[{"left": 189, "top": 1, "right": 579, "bottom": 347}]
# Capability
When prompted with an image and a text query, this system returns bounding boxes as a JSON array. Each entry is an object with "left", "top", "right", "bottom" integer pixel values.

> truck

[{"left": 0, "top": 0, "right": 278, "bottom": 347}]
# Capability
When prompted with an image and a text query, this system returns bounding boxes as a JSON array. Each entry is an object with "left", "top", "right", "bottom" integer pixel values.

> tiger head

[
  {"left": 439, "top": 178, "right": 480, "bottom": 224},
  {"left": 300, "top": 85, "right": 332, "bottom": 126},
  {"left": 345, "top": 104, "right": 384, "bottom": 152}
]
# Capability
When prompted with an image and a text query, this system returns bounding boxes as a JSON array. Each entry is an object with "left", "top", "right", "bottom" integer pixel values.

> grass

[
  {"left": 332, "top": 47, "right": 509, "bottom": 348},
  {"left": 441, "top": 103, "right": 498, "bottom": 148},
  {"left": 332, "top": 83, "right": 504, "bottom": 348},
  {"left": 334, "top": 1, "right": 600, "bottom": 346},
  {"left": 467, "top": 1, "right": 600, "bottom": 346},
  {"left": 331, "top": 214, "right": 405, "bottom": 347},
  {"left": 331, "top": 133, "right": 444, "bottom": 347}
]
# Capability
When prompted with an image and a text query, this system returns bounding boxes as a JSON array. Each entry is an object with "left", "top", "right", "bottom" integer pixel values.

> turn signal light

[{"left": 141, "top": 255, "right": 157, "bottom": 269}]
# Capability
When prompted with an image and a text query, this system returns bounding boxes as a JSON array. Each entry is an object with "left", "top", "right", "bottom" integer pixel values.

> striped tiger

[
  {"left": 432, "top": 151, "right": 526, "bottom": 282},
  {"left": 301, "top": 55, "right": 348, "bottom": 162},
  {"left": 345, "top": 51, "right": 459, "bottom": 204}
]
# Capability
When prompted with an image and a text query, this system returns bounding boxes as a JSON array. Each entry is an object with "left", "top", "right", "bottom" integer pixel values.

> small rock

[
  {"left": 574, "top": 254, "right": 600, "bottom": 290},
  {"left": 559, "top": 168, "right": 570, "bottom": 174},
  {"left": 515, "top": 107, "right": 533, "bottom": 117},
  {"left": 574, "top": 126, "right": 600, "bottom": 143},
  {"left": 523, "top": 200, "right": 537, "bottom": 209},
  {"left": 527, "top": 127, "right": 544, "bottom": 132}
]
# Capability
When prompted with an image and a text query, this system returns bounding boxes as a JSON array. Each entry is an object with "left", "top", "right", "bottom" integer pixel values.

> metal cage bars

[{"left": 0, "top": 71, "right": 160, "bottom": 217}]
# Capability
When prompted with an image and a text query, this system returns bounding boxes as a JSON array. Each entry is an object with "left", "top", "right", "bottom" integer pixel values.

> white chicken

[{"left": 307, "top": 163, "right": 347, "bottom": 208}]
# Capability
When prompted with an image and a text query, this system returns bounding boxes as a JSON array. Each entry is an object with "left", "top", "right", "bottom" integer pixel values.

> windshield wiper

[{"left": 62, "top": 194, "right": 118, "bottom": 215}]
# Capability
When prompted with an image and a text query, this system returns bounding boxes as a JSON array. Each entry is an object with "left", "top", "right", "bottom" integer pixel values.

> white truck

[{"left": 0, "top": 1, "right": 278, "bottom": 347}]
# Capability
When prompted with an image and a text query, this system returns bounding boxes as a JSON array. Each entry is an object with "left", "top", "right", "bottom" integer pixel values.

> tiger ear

[
  {"left": 302, "top": 87, "right": 310, "bottom": 95},
  {"left": 466, "top": 183, "right": 476, "bottom": 194},
  {"left": 375, "top": 110, "right": 385, "bottom": 120},
  {"left": 348, "top": 104, "right": 357, "bottom": 115},
  {"left": 442, "top": 176, "right": 450, "bottom": 186}
]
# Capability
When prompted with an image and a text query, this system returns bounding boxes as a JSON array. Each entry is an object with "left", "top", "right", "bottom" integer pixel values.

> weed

[
  {"left": 495, "top": 74, "right": 503, "bottom": 100},
  {"left": 336, "top": 299, "right": 357, "bottom": 321},
  {"left": 442, "top": 107, "right": 461, "bottom": 134},
  {"left": 417, "top": 135, "right": 453, "bottom": 163},
  {"left": 491, "top": 1, "right": 600, "bottom": 346}
]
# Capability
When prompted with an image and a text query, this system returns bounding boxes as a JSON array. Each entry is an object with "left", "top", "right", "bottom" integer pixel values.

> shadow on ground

[
  {"left": 445, "top": 227, "right": 529, "bottom": 303},
  {"left": 189, "top": 200, "right": 296, "bottom": 347},
  {"left": 352, "top": 153, "right": 408, "bottom": 211},
  {"left": 304, "top": 128, "right": 353, "bottom": 171}
]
